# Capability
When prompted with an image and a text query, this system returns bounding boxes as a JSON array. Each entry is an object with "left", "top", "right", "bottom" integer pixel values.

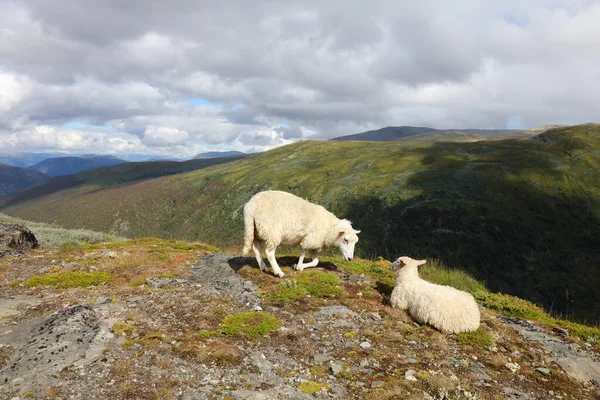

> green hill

[{"left": 1, "top": 124, "right": 599, "bottom": 322}]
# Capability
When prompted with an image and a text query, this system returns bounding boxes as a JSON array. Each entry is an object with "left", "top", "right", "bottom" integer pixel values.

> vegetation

[
  {"left": 22, "top": 271, "right": 113, "bottom": 288},
  {"left": 0, "top": 212, "right": 124, "bottom": 248},
  {"left": 455, "top": 327, "right": 494, "bottom": 348},
  {"left": 298, "top": 381, "right": 329, "bottom": 395},
  {"left": 1, "top": 124, "right": 599, "bottom": 322},
  {"left": 219, "top": 312, "right": 282, "bottom": 338}
]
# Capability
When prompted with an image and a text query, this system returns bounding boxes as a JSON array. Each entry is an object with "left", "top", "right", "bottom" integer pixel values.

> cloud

[
  {"left": 142, "top": 126, "right": 189, "bottom": 147},
  {"left": 0, "top": 0, "right": 599, "bottom": 158}
]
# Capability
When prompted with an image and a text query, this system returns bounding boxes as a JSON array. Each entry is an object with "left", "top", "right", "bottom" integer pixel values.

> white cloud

[
  {"left": 0, "top": 0, "right": 598, "bottom": 158},
  {"left": 142, "top": 126, "right": 189, "bottom": 147}
]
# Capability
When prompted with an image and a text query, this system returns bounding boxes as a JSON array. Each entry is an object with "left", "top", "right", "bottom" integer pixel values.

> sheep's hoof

[
  {"left": 275, "top": 271, "right": 285, "bottom": 278},
  {"left": 294, "top": 264, "right": 305, "bottom": 271}
]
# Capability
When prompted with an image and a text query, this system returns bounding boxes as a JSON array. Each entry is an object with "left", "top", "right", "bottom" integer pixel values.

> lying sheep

[
  {"left": 390, "top": 256, "right": 480, "bottom": 334},
  {"left": 242, "top": 190, "right": 360, "bottom": 277}
]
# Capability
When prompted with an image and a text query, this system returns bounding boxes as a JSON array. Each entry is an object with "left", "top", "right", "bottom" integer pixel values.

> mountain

[
  {"left": 0, "top": 152, "right": 69, "bottom": 168},
  {"left": 332, "top": 126, "right": 538, "bottom": 142},
  {"left": 0, "top": 165, "right": 48, "bottom": 196},
  {"left": 1, "top": 124, "right": 599, "bottom": 323},
  {"left": 193, "top": 151, "right": 246, "bottom": 159},
  {"left": 27, "top": 155, "right": 128, "bottom": 177}
]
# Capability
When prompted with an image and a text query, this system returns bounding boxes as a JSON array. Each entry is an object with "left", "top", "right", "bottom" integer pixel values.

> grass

[
  {"left": 22, "top": 271, "right": 113, "bottom": 288},
  {"left": 219, "top": 312, "right": 281, "bottom": 339}
]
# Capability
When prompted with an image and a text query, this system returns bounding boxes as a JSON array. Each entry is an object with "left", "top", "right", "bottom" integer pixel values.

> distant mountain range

[
  {"left": 193, "top": 151, "right": 246, "bottom": 159},
  {"left": 0, "top": 152, "right": 69, "bottom": 168},
  {"left": 331, "top": 126, "right": 552, "bottom": 142},
  {"left": 0, "top": 165, "right": 48, "bottom": 196},
  {"left": 27, "top": 155, "right": 128, "bottom": 177}
]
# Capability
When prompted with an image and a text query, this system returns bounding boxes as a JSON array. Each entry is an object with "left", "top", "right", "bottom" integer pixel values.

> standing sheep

[
  {"left": 242, "top": 190, "right": 360, "bottom": 277},
  {"left": 390, "top": 256, "right": 480, "bottom": 334}
]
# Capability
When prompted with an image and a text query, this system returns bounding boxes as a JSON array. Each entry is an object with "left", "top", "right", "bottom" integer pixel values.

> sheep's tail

[{"left": 242, "top": 209, "right": 255, "bottom": 256}]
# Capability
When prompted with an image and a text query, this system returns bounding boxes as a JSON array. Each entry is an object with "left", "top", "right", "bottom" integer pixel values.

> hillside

[
  {"left": 1, "top": 124, "right": 599, "bottom": 323},
  {"left": 0, "top": 155, "right": 248, "bottom": 209},
  {"left": 0, "top": 152, "right": 67, "bottom": 168},
  {"left": 331, "top": 126, "right": 537, "bottom": 142},
  {"left": 28, "top": 155, "right": 128, "bottom": 176},
  {"left": 0, "top": 165, "right": 48, "bottom": 196},
  {"left": 1, "top": 232, "right": 599, "bottom": 398},
  {"left": 194, "top": 151, "right": 247, "bottom": 159}
]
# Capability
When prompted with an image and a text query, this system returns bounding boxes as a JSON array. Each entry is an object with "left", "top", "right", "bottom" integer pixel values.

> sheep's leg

[
  {"left": 265, "top": 247, "right": 285, "bottom": 278},
  {"left": 295, "top": 250, "right": 319, "bottom": 271},
  {"left": 293, "top": 250, "right": 306, "bottom": 271},
  {"left": 252, "top": 240, "right": 268, "bottom": 272}
]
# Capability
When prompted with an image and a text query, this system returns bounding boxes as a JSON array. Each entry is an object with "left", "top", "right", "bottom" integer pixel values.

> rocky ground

[{"left": 1, "top": 243, "right": 599, "bottom": 400}]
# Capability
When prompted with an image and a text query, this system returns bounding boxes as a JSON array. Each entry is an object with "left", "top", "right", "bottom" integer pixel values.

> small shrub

[
  {"left": 58, "top": 241, "right": 82, "bottom": 254},
  {"left": 455, "top": 327, "right": 493, "bottom": 348},
  {"left": 298, "top": 381, "right": 329, "bottom": 395},
  {"left": 219, "top": 312, "right": 281, "bottom": 338},
  {"left": 23, "top": 271, "right": 113, "bottom": 288}
]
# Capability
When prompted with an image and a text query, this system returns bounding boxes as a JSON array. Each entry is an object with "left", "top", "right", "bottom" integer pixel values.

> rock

[
  {"left": 405, "top": 369, "right": 417, "bottom": 381},
  {"left": 0, "top": 224, "right": 39, "bottom": 250},
  {"left": 329, "top": 362, "right": 344, "bottom": 375},
  {"left": 535, "top": 367, "right": 551, "bottom": 375},
  {"left": 505, "top": 362, "right": 521, "bottom": 373},
  {"left": 0, "top": 305, "right": 114, "bottom": 394},
  {"left": 407, "top": 358, "right": 418, "bottom": 364},
  {"left": 314, "top": 354, "right": 333, "bottom": 363},
  {"left": 252, "top": 305, "right": 263, "bottom": 312},
  {"left": 360, "top": 341, "right": 372, "bottom": 349},
  {"left": 95, "top": 296, "right": 112, "bottom": 304},
  {"left": 371, "top": 381, "right": 384, "bottom": 388},
  {"left": 187, "top": 254, "right": 259, "bottom": 304},
  {"left": 145, "top": 277, "right": 189, "bottom": 288},
  {"left": 469, "top": 364, "right": 492, "bottom": 382}
]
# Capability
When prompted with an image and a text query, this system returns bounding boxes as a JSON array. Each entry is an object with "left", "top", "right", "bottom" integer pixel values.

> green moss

[
  {"left": 295, "top": 270, "right": 343, "bottom": 298},
  {"left": 24, "top": 392, "right": 34, "bottom": 398},
  {"left": 298, "top": 381, "right": 329, "bottom": 395},
  {"left": 112, "top": 322, "right": 134, "bottom": 336},
  {"left": 197, "top": 330, "right": 218, "bottom": 339},
  {"left": 455, "top": 327, "right": 493, "bottom": 348},
  {"left": 23, "top": 271, "right": 113, "bottom": 288},
  {"left": 219, "top": 312, "right": 281, "bottom": 338}
]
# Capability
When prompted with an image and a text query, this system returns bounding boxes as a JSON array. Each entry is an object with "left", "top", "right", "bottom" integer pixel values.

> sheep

[
  {"left": 242, "top": 190, "right": 360, "bottom": 277},
  {"left": 390, "top": 256, "right": 480, "bottom": 334}
]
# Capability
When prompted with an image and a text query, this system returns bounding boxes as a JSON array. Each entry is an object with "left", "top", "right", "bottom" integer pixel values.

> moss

[
  {"left": 24, "top": 392, "right": 34, "bottom": 398},
  {"left": 197, "top": 330, "right": 218, "bottom": 339},
  {"left": 455, "top": 327, "right": 494, "bottom": 348},
  {"left": 112, "top": 322, "right": 134, "bottom": 336},
  {"left": 295, "top": 270, "right": 344, "bottom": 298},
  {"left": 219, "top": 312, "right": 281, "bottom": 338},
  {"left": 298, "top": 381, "right": 329, "bottom": 395},
  {"left": 23, "top": 271, "right": 113, "bottom": 288},
  {"left": 344, "top": 330, "right": 359, "bottom": 339}
]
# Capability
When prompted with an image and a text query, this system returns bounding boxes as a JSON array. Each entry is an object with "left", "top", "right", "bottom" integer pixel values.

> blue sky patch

[{"left": 180, "top": 98, "right": 224, "bottom": 108}]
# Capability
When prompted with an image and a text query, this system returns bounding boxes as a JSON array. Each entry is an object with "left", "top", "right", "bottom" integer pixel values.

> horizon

[{"left": 2, "top": 1, "right": 600, "bottom": 159}]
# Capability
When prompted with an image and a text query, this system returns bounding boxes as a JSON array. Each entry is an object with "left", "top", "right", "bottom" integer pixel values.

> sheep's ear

[
  {"left": 417, "top": 259, "right": 426, "bottom": 266},
  {"left": 354, "top": 230, "right": 361, "bottom": 234}
]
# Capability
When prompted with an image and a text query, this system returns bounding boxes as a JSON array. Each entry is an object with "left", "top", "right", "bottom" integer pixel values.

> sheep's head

[
  {"left": 392, "top": 256, "right": 426, "bottom": 272},
  {"left": 336, "top": 220, "right": 360, "bottom": 261}
]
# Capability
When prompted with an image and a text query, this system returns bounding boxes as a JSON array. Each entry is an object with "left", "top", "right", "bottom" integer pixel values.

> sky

[{"left": 1, "top": 0, "right": 599, "bottom": 159}]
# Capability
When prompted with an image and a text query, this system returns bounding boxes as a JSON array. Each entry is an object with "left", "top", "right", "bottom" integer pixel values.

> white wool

[
  {"left": 390, "top": 256, "right": 480, "bottom": 334},
  {"left": 242, "top": 190, "right": 359, "bottom": 277}
]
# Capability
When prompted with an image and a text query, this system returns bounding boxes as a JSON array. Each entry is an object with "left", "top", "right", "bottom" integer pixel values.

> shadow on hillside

[
  {"left": 227, "top": 255, "right": 338, "bottom": 274},
  {"left": 344, "top": 138, "right": 600, "bottom": 323}
]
